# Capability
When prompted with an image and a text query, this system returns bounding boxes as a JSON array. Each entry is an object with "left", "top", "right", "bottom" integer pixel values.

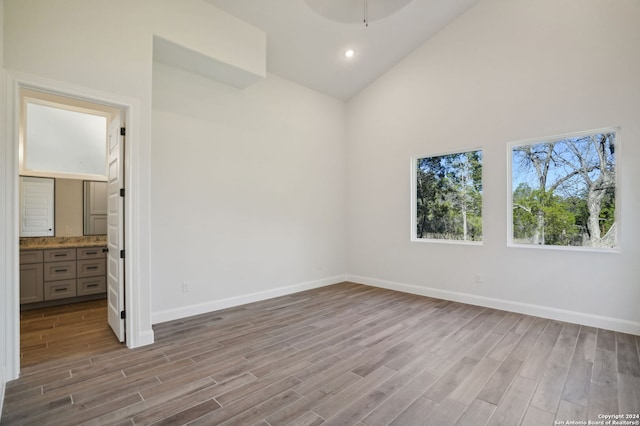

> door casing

[{"left": 2, "top": 71, "right": 152, "bottom": 380}]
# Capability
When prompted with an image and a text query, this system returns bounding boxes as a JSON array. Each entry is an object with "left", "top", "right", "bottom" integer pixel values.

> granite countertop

[{"left": 20, "top": 236, "right": 108, "bottom": 250}]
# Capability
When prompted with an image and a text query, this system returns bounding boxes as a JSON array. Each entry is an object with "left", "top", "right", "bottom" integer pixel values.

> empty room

[{"left": 1, "top": 0, "right": 639, "bottom": 425}]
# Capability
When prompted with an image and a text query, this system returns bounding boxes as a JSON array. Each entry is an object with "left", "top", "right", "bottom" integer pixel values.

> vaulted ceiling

[{"left": 205, "top": 0, "right": 481, "bottom": 100}]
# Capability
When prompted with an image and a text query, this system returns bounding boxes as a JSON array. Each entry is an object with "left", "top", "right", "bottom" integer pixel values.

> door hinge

[
  {"left": 120, "top": 127, "right": 126, "bottom": 136},
  {"left": 120, "top": 188, "right": 125, "bottom": 197},
  {"left": 120, "top": 249, "right": 125, "bottom": 259},
  {"left": 120, "top": 310, "right": 126, "bottom": 320}
]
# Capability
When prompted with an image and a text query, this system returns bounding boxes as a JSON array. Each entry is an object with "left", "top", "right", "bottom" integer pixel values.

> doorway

[{"left": 16, "top": 87, "right": 127, "bottom": 367}]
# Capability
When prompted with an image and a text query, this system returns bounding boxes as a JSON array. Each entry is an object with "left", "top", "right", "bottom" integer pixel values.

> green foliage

[
  {"left": 542, "top": 201, "right": 578, "bottom": 245},
  {"left": 513, "top": 183, "right": 583, "bottom": 245},
  {"left": 512, "top": 183, "right": 538, "bottom": 239},
  {"left": 416, "top": 151, "right": 482, "bottom": 241}
]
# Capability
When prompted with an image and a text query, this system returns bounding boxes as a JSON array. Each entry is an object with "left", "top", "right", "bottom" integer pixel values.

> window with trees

[
  {"left": 412, "top": 150, "right": 483, "bottom": 243},
  {"left": 509, "top": 129, "right": 617, "bottom": 250}
]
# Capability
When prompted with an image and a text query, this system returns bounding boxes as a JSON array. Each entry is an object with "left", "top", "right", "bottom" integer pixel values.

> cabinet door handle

[
  {"left": 54, "top": 254, "right": 66, "bottom": 257},
  {"left": 54, "top": 287, "right": 68, "bottom": 292},
  {"left": 54, "top": 268, "right": 68, "bottom": 273},
  {"left": 85, "top": 251, "right": 97, "bottom": 255},
  {"left": 86, "top": 266, "right": 99, "bottom": 270},
  {"left": 87, "top": 284, "right": 99, "bottom": 288}
]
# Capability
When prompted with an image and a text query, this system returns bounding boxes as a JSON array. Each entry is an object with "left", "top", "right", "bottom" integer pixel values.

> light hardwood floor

[
  {"left": 19, "top": 299, "right": 123, "bottom": 368},
  {"left": 2, "top": 282, "right": 639, "bottom": 425}
]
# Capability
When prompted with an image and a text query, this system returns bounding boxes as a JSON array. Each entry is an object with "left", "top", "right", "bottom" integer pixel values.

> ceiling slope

[{"left": 206, "top": 0, "right": 481, "bottom": 100}]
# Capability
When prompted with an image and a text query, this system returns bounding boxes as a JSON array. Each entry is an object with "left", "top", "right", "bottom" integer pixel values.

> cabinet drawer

[
  {"left": 44, "top": 279, "right": 77, "bottom": 301},
  {"left": 44, "top": 261, "right": 77, "bottom": 281},
  {"left": 77, "top": 246, "right": 107, "bottom": 260},
  {"left": 44, "top": 248, "right": 76, "bottom": 262},
  {"left": 20, "top": 250, "right": 43, "bottom": 264},
  {"left": 77, "top": 276, "right": 107, "bottom": 296},
  {"left": 77, "top": 259, "right": 106, "bottom": 278}
]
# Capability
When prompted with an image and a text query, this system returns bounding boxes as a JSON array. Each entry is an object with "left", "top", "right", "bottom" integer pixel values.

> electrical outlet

[
  {"left": 182, "top": 282, "right": 189, "bottom": 293},
  {"left": 474, "top": 273, "right": 483, "bottom": 284}
]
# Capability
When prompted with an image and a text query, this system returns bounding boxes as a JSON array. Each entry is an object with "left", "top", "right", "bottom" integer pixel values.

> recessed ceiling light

[{"left": 344, "top": 49, "right": 355, "bottom": 58}]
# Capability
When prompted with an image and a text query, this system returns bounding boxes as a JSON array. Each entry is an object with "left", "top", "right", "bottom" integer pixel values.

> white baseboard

[
  {"left": 127, "top": 329, "right": 155, "bottom": 349},
  {"left": 348, "top": 274, "right": 640, "bottom": 336},
  {"left": 152, "top": 275, "right": 348, "bottom": 324},
  {"left": 151, "top": 273, "right": 640, "bottom": 335}
]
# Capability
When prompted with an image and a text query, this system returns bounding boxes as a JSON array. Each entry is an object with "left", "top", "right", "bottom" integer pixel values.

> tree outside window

[
  {"left": 413, "top": 150, "right": 483, "bottom": 243},
  {"left": 509, "top": 129, "right": 617, "bottom": 249}
]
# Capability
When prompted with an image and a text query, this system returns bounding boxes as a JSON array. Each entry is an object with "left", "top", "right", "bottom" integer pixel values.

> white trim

[
  {"left": 134, "top": 329, "right": 156, "bottom": 347},
  {"left": 0, "top": 63, "right": 6, "bottom": 415},
  {"left": 17, "top": 170, "right": 108, "bottom": 182},
  {"left": 412, "top": 238, "right": 482, "bottom": 246},
  {"left": 507, "top": 127, "right": 620, "bottom": 148},
  {"left": 20, "top": 95, "right": 111, "bottom": 180},
  {"left": 152, "top": 275, "right": 348, "bottom": 324},
  {"left": 3, "top": 71, "right": 154, "bottom": 380},
  {"left": 507, "top": 242, "right": 620, "bottom": 254},
  {"left": 3, "top": 72, "right": 20, "bottom": 381},
  {"left": 506, "top": 127, "right": 620, "bottom": 252},
  {"left": 347, "top": 274, "right": 640, "bottom": 336}
]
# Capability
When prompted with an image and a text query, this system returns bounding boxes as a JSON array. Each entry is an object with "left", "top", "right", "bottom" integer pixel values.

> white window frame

[
  {"left": 19, "top": 89, "right": 114, "bottom": 181},
  {"left": 507, "top": 127, "right": 620, "bottom": 253},
  {"left": 411, "top": 148, "right": 484, "bottom": 245}
]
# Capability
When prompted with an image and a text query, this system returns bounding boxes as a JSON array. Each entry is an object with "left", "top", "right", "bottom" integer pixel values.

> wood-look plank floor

[
  {"left": 19, "top": 298, "right": 124, "bottom": 368},
  {"left": 20, "top": 299, "right": 121, "bottom": 368},
  {"left": 2, "top": 282, "right": 639, "bottom": 425}
]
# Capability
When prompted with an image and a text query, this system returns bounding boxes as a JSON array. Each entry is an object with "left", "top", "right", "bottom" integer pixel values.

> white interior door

[{"left": 107, "top": 116, "right": 125, "bottom": 342}]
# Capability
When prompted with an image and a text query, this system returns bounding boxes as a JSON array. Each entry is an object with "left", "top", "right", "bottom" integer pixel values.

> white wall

[
  {"left": 1, "top": 0, "right": 268, "bottom": 381},
  {"left": 150, "top": 63, "right": 347, "bottom": 321},
  {"left": 55, "top": 179, "right": 83, "bottom": 237},
  {"left": 347, "top": 0, "right": 640, "bottom": 333}
]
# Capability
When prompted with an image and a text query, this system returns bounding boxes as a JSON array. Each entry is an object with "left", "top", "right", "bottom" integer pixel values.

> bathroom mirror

[{"left": 19, "top": 177, "right": 108, "bottom": 237}]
